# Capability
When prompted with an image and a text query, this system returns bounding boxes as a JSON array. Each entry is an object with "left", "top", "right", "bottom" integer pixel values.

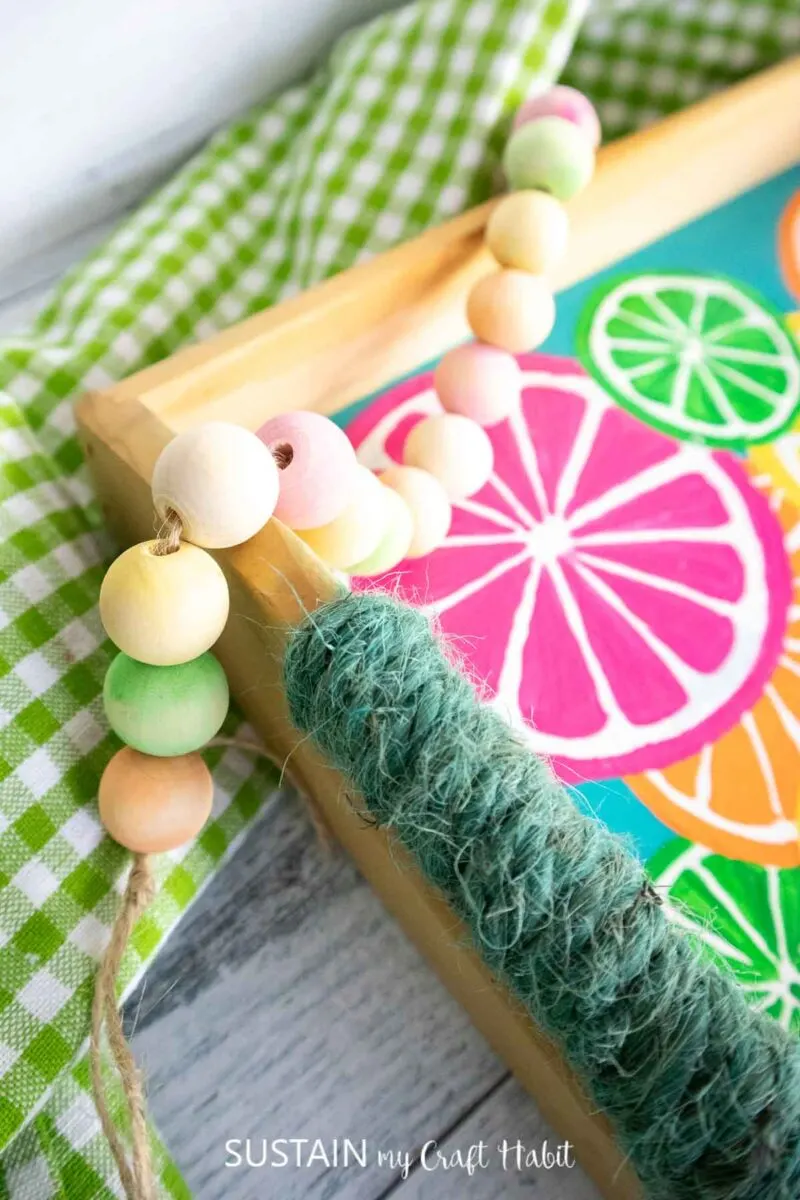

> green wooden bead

[
  {"left": 103, "top": 651, "right": 229, "bottom": 757},
  {"left": 502, "top": 115, "right": 594, "bottom": 201}
]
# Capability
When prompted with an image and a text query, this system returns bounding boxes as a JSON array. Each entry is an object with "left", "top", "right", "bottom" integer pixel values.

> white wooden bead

[
  {"left": 403, "top": 414, "right": 494, "bottom": 501},
  {"left": 152, "top": 421, "right": 279, "bottom": 548},
  {"left": 99, "top": 541, "right": 230, "bottom": 666}
]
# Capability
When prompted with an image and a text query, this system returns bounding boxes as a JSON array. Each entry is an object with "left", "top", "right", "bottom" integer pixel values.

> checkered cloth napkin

[{"left": 1, "top": 0, "right": 798, "bottom": 1195}]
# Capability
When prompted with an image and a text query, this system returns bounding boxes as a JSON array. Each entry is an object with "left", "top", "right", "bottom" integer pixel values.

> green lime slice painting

[
  {"left": 649, "top": 838, "right": 800, "bottom": 1031},
  {"left": 575, "top": 272, "right": 800, "bottom": 448}
]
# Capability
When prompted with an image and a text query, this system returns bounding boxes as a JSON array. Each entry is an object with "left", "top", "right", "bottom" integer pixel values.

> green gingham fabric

[
  {"left": 0, "top": 1054, "right": 188, "bottom": 1200},
  {"left": 1, "top": 0, "right": 799, "bottom": 1194},
  {"left": 562, "top": 0, "right": 800, "bottom": 139}
]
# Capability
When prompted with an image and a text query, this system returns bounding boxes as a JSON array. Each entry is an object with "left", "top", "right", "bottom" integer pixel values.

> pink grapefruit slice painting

[{"left": 347, "top": 354, "right": 791, "bottom": 782}]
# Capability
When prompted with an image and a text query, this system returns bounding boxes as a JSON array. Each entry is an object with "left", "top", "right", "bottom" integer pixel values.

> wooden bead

[
  {"left": 297, "top": 466, "right": 389, "bottom": 570},
  {"left": 434, "top": 343, "right": 522, "bottom": 427},
  {"left": 503, "top": 116, "right": 594, "bottom": 201},
  {"left": 466, "top": 270, "right": 555, "bottom": 355},
  {"left": 99, "top": 747, "right": 213, "bottom": 853},
  {"left": 403, "top": 414, "right": 493, "bottom": 501},
  {"left": 103, "top": 651, "right": 229, "bottom": 756},
  {"left": 485, "top": 191, "right": 569, "bottom": 275},
  {"left": 513, "top": 85, "right": 601, "bottom": 149},
  {"left": 257, "top": 410, "right": 359, "bottom": 530},
  {"left": 151, "top": 421, "right": 279, "bottom": 548},
  {"left": 99, "top": 541, "right": 229, "bottom": 666},
  {"left": 348, "top": 486, "right": 414, "bottom": 576},
  {"left": 379, "top": 465, "right": 452, "bottom": 558}
]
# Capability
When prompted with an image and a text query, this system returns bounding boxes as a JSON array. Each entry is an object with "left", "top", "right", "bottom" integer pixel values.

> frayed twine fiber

[{"left": 284, "top": 593, "right": 800, "bottom": 1200}]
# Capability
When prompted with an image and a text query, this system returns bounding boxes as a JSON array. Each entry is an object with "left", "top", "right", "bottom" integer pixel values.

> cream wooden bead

[
  {"left": 485, "top": 191, "right": 569, "bottom": 275},
  {"left": 99, "top": 541, "right": 229, "bottom": 666},
  {"left": 99, "top": 748, "right": 213, "bottom": 853},
  {"left": 152, "top": 421, "right": 279, "bottom": 548},
  {"left": 297, "top": 466, "right": 389, "bottom": 570},
  {"left": 466, "top": 270, "right": 556, "bottom": 354},
  {"left": 348, "top": 486, "right": 414, "bottom": 576},
  {"left": 379, "top": 465, "right": 452, "bottom": 558},
  {"left": 403, "top": 414, "right": 493, "bottom": 501}
]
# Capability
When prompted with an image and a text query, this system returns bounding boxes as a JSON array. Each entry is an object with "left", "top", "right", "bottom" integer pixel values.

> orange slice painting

[
  {"left": 627, "top": 481, "right": 800, "bottom": 867},
  {"left": 779, "top": 189, "right": 800, "bottom": 304}
]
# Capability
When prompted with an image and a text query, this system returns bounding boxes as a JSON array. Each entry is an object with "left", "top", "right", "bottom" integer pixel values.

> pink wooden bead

[
  {"left": 513, "top": 85, "right": 601, "bottom": 149},
  {"left": 257, "top": 411, "right": 359, "bottom": 530},
  {"left": 434, "top": 343, "right": 522, "bottom": 427}
]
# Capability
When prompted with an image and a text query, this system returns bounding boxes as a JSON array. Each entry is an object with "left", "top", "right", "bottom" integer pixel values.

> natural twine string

[
  {"left": 90, "top": 741, "right": 317, "bottom": 1200},
  {"left": 90, "top": 510, "right": 186, "bottom": 1199},
  {"left": 90, "top": 854, "right": 157, "bottom": 1200},
  {"left": 91, "top": 502, "right": 332, "bottom": 1199}
]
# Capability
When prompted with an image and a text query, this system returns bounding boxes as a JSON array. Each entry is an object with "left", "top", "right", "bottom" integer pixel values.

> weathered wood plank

[
  {"left": 391, "top": 1077, "right": 600, "bottom": 1200},
  {"left": 129, "top": 795, "right": 511, "bottom": 1199}
]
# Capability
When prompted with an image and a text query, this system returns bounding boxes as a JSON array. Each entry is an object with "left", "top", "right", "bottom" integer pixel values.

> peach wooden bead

[
  {"left": 99, "top": 541, "right": 229, "bottom": 666},
  {"left": 403, "top": 414, "right": 493, "bottom": 501},
  {"left": 485, "top": 191, "right": 569, "bottom": 275},
  {"left": 466, "top": 270, "right": 555, "bottom": 355},
  {"left": 99, "top": 747, "right": 213, "bottom": 853},
  {"left": 152, "top": 421, "right": 279, "bottom": 548},
  {"left": 434, "top": 343, "right": 522, "bottom": 427},
  {"left": 348, "top": 486, "right": 414, "bottom": 576},
  {"left": 257, "top": 410, "right": 359, "bottom": 530},
  {"left": 379, "top": 465, "right": 452, "bottom": 558},
  {"left": 297, "top": 466, "right": 389, "bottom": 570}
]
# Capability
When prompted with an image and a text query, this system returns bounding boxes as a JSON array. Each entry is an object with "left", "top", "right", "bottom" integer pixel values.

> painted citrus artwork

[
  {"left": 347, "top": 354, "right": 791, "bottom": 783},
  {"left": 574, "top": 273, "right": 800, "bottom": 448},
  {"left": 649, "top": 838, "right": 800, "bottom": 1031},
  {"left": 749, "top": 182, "right": 800, "bottom": 505},
  {"left": 627, "top": 483, "right": 800, "bottom": 867}
]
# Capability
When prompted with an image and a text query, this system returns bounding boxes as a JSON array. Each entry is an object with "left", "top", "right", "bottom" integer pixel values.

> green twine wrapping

[{"left": 284, "top": 593, "right": 800, "bottom": 1200}]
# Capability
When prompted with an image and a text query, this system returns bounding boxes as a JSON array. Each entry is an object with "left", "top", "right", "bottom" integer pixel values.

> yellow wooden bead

[
  {"left": 466, "top": 269, "right": 556, "bottom": 354},
  {"left": 152, "top": 421, "right": 279, "bottom": 548},
  {"left": 348, "top": 486, "right": 414, "bottom": 576},
  {"left": 99, "top": 747, "right": 213, "bottom": 853},
  {"left": 99, "top": 541, "right": 229, "bottom": 666},
  {"left": 297, "top": 466, "right": 389, "bottom": 570},
  {"left": 485, "top": 191, "right": 569, "bottom": 274},
  {"left": 379, "top": 465, "right": 452, "bottom": 558},
  {"left": 403, "top": 414, "right": 493, "bottom": 501}
]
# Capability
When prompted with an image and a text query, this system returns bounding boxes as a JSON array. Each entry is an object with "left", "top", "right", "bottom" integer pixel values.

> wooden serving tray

[{"left": 76, "top": 58, "right": 800, "bottom": 1199}]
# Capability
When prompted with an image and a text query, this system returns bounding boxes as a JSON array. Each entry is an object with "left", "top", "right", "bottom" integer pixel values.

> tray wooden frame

[{"left": 77, "top": 58, "right": 800, "bottom": 1199}]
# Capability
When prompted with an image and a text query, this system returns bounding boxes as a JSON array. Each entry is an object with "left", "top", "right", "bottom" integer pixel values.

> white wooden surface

[
  {"left": 0, "top": 0, "right": 406, "bottom": 282},
  {"left": 130, "top": 793, "right": 599, "bottom": 1200}
]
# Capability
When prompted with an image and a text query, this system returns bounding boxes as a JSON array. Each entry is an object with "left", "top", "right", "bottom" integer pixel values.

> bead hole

[{"left": 272, "top": 442, "right": 294, "bottom": 470}]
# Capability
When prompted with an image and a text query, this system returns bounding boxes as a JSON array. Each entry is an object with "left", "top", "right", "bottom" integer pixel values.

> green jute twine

[{"left": 284, "top": 593, "right": 800, "bottom": 1200}]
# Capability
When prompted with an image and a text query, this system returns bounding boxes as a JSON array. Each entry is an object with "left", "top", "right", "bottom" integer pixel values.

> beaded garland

[
  {"left": 91, "top": 88, "right": 600, "bottom": 1200},
  {"left": 96, "top": 91, "right": 598, "bottom": 851}
]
